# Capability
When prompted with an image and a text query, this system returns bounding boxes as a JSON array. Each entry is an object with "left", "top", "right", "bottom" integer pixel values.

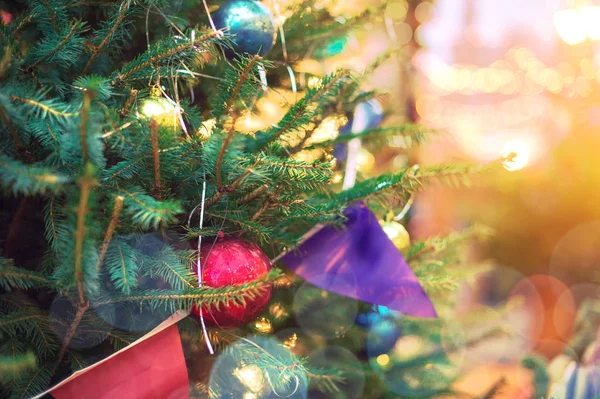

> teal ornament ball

[{"left": 214, "top": 0, "right": 277, "bottom": 58}]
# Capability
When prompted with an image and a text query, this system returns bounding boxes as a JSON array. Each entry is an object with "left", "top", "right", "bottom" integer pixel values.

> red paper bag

[{"left": 35, "top": 312, "right": 189, "bottom": 399}]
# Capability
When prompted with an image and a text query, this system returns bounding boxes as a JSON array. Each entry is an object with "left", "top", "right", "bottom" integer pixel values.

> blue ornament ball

[
  {"left": 214, "top": 0, "right": 277, "bottom": 58},
  {"left": 367, "top": 317, "right": 402, "bottom": 357}
]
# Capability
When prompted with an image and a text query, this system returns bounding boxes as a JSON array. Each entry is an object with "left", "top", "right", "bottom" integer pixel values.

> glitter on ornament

[
  {"left": 214, "top": 0, "right": 277, "bottom": 57},
  {"left": 283, "top": 333, "right": 298, "bottom": 349},
  {"left": 253, "top": 317, "right": 273, "bottom": 334},
  {"left": 269, "top": 302, "right": 289, "bottom": 319}
]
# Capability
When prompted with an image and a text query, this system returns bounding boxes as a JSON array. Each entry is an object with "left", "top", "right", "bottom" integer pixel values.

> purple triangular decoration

[{"left": 281, "top": 202, "right": 437, "bottom": 318}]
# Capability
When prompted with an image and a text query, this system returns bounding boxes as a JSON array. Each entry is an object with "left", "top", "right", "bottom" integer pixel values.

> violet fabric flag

[{"left": 281, "top": 202, "right": 437, "bottom": 318}]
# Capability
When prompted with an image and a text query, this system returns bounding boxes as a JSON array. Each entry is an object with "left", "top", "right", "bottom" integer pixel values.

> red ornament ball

[{"left": 191, "top": 237, "right": 272, "bottom": 328}]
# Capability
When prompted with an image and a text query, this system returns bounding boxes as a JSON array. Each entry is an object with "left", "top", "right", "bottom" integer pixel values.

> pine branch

[
  {"left": 45, "top": 195, "right": 58, "bottom": 245},
  {"left": 105, "top": 240, "right": 139, "bottom": 294},
  {"left": 82, "top": 0, "right": 133, "bottom": 75},
  {"left": 150, "top": 120, "right": 162, "bottom": 199},
  {"left": 216, "top": 55, "right": 262, "bottom": 188},
  {"left": 96, "top": 195, "right": 124, "bottom": 272},
  {"left": 74, "top": 165, "right": 97, "bottom": 305},
  {"left": 0, "top": 156, "right": 68, "bottom": 195},
  {"left": 11, "top": 363, "right": 54, "bottom": 399},
  {"left": 332, "top": 163, "right": 490, "bottom": 206},
  {"left": 56, "top": 301, "right": 89, "bottom": 365},
  {"left": 114, "top": 30, "right": 223, "bottom": 83},
  {"left": 251, "top": 200, "right": 271, "bottom": 222},
  {"left": 93, "top": 269, "right": 283, "bottom": 310},
  {"left": 119, "top": 88, "right": 137, "bottom": 116},
  {"left": 114, "top": 187, "right": 182, "bottom": 229},
  {"left": 41, "top": 0, "right": 60, "bottom": 33},
  {"left": 206, "top": 169, "right": 252, "bottom": 207},
  {"left": 0, "top": 353, "right": 36, "bottom": 382},
  {"left": 0, "top": 259, "right": 51, "bottom": 291},
  {"left": 302, "top": 125, "right": 435, "bottom": 151},
  {"left": 11, "top": 95, "right": 79, "bottom": 119},
  {"left": 0, "top": 104, "right": 25, "bottom": 154},
  {"left": 253, "top": 71, "right": 351, "bottom": 151},
  {"left": 80, "top": 92, "right": 91, "bottom": 163},
  {"left": 0, "top": 307, "right": 57, "bottom": 359},
  {"left": 25, "top": 20, "right": 87, "bottom": 70},
  {"left": 237, "top": 184, "right": 268, "bottom": 206},
  {"left": 205, "top": 210, "right": 272, "bottom": 242}
]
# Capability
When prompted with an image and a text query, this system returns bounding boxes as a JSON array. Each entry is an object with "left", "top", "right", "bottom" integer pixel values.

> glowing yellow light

[
  {"left": 309, "top": 115, "right": 346, "bottom": 144},
  {"left": 234, "top": 365, "right": 264, "bottom": 393},
  {"left": 243, "top": 393, "right": 257, "bottom": 399},
  {"left": 554, "top": 9, "right": 586, "bottom": 45},
  {"left": 141, "top": 101, "right": 167, "bottom": 118},
  {"left": 198, "top": 118, "right": 216, "bottom": 138},
  {"left": 269, "top": 302, "right": 289, "bottom": 318},
  {"left": 139, "top": 96, "right": 180, "bottom": 129},
  {"left": 502, "top": 140, "right": 530, "bottom": 172},
  {"left": 332, "top": 172, "right": 344, "bottom": 184},
  {"left": 294, "top": 149, "right": 321, "bottom": 163},
  {"left": 307, "top": 76, "right": 323, "bottom": 90},
  {"left": 253, "top": 317, "right": 273, "bottom": 334},
  {"left": 393, "top": 336, "right": 423, "bottom": 359},
  {"left": 283, "top": 333, "right": 298, "bottom": 349},
  {"left": 376, "top": 354, "right": 390, "bottom": 367}
]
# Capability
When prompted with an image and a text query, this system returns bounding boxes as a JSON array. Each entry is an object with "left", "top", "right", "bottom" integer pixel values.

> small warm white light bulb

[
  {"left": 502, "top": 140, "right": 531, "bottom": 172},
  {"left": 376, "top": 354, "right": 391, "bottom": 367}
]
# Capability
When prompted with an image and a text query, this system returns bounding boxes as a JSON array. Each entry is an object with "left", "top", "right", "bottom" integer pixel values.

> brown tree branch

[{"left": 95, "top": 196, "right": 124, "bottom": 273}]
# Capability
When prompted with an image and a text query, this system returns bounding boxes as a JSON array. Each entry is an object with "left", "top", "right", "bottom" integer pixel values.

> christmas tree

[{"left": 0, "top": 0, "right": 520, "bottom": 398}]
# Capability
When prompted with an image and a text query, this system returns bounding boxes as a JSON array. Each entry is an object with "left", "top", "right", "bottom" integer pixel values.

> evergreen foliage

[{"left": 0, "top": 0, "right": 500, "bottom": 397}]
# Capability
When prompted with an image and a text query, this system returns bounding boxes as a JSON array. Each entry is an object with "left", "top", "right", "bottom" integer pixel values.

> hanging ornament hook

[
  {"left": 394, "top": 195, "right": 414, "bottom": 221},
  {"left": 265, "top": 370, "right": 300, "bottom": 397},
  {"left": 187, "top": 177, "right": 214, "bottom": 355},
  {"left": 394, "top": 165, "right": 419, "bottom": 221}
]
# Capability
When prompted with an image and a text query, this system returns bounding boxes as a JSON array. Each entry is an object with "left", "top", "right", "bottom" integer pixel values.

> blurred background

[{"left": 303, "top": 0, "right": 600, "bottom": 396}]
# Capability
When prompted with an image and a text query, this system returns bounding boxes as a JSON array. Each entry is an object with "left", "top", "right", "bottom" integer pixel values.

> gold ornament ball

[
  {"left": 138, "top": 97, "right": 180, "bottom": 130},
  {"left": 380, "top": 220, "right": 410, "bottom": 252},
  {"left": 356, "top": 148, "right": 375, "bottom": 174}
]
